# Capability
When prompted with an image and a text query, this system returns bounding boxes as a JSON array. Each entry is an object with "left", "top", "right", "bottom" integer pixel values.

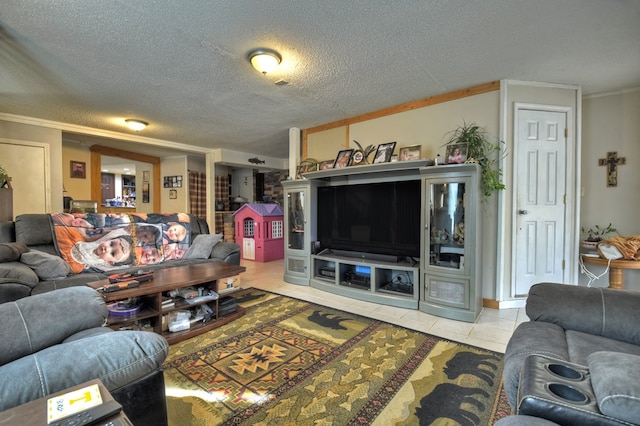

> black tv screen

[{"left": 317, "top": 180, "right": 421, "bottom": 259}]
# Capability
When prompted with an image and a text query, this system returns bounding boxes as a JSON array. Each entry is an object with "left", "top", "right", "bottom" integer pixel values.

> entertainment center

[{"left": 282, "top": 161, "right": 482, "bottom": 321}]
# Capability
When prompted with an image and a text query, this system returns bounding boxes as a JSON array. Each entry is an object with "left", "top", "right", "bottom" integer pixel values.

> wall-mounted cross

[{"left": 598, "top": 151, "right": 626, "bottom": 187}]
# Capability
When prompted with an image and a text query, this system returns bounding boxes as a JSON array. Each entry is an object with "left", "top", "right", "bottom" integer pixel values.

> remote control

[
  {"left": 102, "top": 280, "right": 140, "bottom": 293},
  {"left": 52, "top": 399, "right": 122, "bottom": 426}
]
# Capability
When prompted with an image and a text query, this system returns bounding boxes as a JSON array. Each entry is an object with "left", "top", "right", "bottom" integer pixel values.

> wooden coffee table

[{"left": 88, "top": 262, "right": 246, "bottom": 344}]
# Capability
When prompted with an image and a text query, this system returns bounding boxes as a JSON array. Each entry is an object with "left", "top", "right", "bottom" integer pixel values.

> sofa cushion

[
  {"left": 565, "top": 330, "right": 640, "bottom": 366},
  {"left": 0, "top": 242, "right": 29, "bottom": 262},
  {"left": 0, "top": 262, "right": 39, "bottom": 287},
  {"left": 588, "top": 351, "right": 640, "bottom": 424},
  {"left": 183, "top": 233, "right": 222, "bottom": 259},
  {"left": 20, "top": 250, "right": 71, "bottom": 280},
  {"left": 14, "top": 214, "right": 54, "bottom": 246}
]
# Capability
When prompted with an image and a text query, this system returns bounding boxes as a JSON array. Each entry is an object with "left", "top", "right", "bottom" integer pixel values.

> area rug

[{"left": 163, "top": 288, "right": 512, "bottom": 425}]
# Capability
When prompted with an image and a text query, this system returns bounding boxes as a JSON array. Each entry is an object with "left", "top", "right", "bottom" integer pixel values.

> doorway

[
  {"left": 101, "top": 173, "right": 115, "bottom": 203},
  {"left": 512, "top": 106, "right": 570, "bottom": 297},
  {"left": 90, "top": 145, "right": 161, "bottom": 212}
]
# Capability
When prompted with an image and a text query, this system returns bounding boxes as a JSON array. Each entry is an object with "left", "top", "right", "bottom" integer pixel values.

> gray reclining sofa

[
  {"left": 0, "top": 213, "right": 240, "bottom": 303},
  {"left": 0, "top": 286, "right": 169, "bottom": 425}
]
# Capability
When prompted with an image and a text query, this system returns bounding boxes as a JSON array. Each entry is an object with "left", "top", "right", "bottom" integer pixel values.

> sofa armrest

[
  {"left": 0, "top": 330, "right": 168, "bottom": 412},
  {"left": 526, "top": 283, "right": 640, "bottom": 346},
  {"left": 0, "top": 287, "right": 107, "bottom": 366},
  {"left": 211, "top": 241, "right": 241, "bottom": 265}
]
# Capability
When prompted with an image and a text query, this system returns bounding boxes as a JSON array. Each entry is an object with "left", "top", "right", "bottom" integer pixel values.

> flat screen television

[{"left": 316, "top": 180, "right": 421, "bottom": 260}]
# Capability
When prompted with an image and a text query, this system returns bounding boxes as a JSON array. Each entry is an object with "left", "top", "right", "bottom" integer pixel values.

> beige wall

[
  {"left": 62, "top": 142, "right": 92, "bottom": 200},
  {"left": 161, "top": 156, "right": 189, "bottom": 213},
  {"left": 305, "top": 92, "right": 500, "bottom": 164},
  {"left": 302, "top": 82, "right": 599, "bottom": 302},
  {"left": 579, "top": 88, "right": 640, "bottom": 289}
]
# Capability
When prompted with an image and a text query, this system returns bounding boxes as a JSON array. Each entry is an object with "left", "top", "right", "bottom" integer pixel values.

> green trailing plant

[
  {"left": 0, "top": 165, "right": 11, "bottom": 189},
  {"left": 444, "top": 122, "right": 506, "bottom": 198},
  {"left": 581, "top": 223, "right": 617, "bottom": 242}
]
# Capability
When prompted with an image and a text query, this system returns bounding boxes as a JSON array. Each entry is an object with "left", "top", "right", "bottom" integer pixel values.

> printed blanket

[{"left": 50, "top": 213, "right": 191, "bottom": 273}]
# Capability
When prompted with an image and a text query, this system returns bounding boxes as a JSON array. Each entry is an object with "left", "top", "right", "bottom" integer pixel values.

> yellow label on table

[{"left": 47, "top": 383, "right": 103, "bottom": 423}]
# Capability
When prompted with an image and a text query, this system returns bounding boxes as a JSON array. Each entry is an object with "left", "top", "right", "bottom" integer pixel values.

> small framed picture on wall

[
  {"left": 70, "top": 161, "right": 86, "bottom": 179},
  {"left": 169, "top": 189, "right": 177, "bottom": 199}
]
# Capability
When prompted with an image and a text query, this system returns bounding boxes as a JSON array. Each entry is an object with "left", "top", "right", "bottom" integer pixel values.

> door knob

[{"left": 518, "top": 210, "right": 528, "bottom": 215}]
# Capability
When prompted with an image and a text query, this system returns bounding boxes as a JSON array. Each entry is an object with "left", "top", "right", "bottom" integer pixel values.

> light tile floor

[{"left": 239, "top": 259, "right": 528, "bottom": 353}]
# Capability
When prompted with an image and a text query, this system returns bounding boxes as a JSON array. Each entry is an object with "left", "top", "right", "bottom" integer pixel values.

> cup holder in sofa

[
  {"left": 546, "top": 383, "right": 590, "bottom": 404},
  {"left": 516, "top": 355, "right": 611, "bottom": 424},
  {"left": 546, "top": 363, "right": 583, "bottom": 380}
]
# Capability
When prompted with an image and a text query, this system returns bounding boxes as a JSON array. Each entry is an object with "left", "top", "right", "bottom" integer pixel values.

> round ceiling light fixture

[
  {"left": 248, "top": 48, "right": 282, "bottom": 74},
  {"left": 125, "top": 119, "right": 148, "bottom": 131}
]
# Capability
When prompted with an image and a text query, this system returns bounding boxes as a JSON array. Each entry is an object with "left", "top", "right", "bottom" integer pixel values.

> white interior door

[
  {"left": 513, "top": 109, "right": 567, "bottom": 297},
  {"left": 0, "top": 140, "right": 49, "bottom": 215}
]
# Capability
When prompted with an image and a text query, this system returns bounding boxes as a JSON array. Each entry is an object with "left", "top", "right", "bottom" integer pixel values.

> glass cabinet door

[
  {"left": 429, "top": 181, "right": 466, "bottom": 270},
  {"left": 287, "top": 190, "right": 305, "bottom": 250}
]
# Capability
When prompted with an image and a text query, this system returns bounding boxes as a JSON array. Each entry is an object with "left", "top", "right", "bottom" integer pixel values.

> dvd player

[{"left": 319, "top": 267, "right": 335, "bottom": 277}]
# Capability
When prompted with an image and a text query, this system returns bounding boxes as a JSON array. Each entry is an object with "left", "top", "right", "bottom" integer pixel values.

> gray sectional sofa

[
  {"left": 0, "top": 286, "right": 169, "bottom": 425},
  {"left": 0, "top": 213, "right": 240, "bottom": 303},
  {"left": 502, "top": 283, "right": 640, "bottom": 425}
]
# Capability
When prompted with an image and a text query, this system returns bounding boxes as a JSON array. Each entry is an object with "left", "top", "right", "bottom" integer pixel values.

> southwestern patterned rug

[{"left": 163, "top": 289, "right": 511, "bottom": 425}]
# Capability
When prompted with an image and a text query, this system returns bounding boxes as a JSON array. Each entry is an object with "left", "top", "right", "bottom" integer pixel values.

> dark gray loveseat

[
  {"left": 502, "top": 283, "right": 640, "bottom": 425},
  {"left": 0, "top": 213, "right": 240, "bottom": 303}
]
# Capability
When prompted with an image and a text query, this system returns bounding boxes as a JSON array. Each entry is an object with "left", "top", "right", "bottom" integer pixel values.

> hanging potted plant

[{"left": 443, "top": 122, "right": 506, "bottom": 199}]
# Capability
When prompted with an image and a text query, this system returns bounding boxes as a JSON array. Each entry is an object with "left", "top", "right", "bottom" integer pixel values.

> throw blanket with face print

[{"left": 50, "top": 212, "right": 191, "bottom": 273}]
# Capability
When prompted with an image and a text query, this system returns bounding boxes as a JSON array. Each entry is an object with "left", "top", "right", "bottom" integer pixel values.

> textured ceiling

[{"left": 1, "top": 0, "right": 639, "bottom": 159}]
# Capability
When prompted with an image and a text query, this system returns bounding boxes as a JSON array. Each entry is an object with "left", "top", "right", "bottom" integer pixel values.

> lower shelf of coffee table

[{"left": 162, "top": 307, "right": 246, "bottom": 344}]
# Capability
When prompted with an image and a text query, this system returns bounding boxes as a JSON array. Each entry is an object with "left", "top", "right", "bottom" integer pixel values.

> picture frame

[
  {"left": 70, "top": 161, "right": 86, "bottom": 179},
  {"left": 142, "top": 171, "right": 150, "bottom": 182},
  {"left": 142, "top": 182, "right": 150, "bottom": 203},
  {"left": 445, "top": 144, "right": 468, "bottom": 164},
  {"left": 169, "top": 189, "right": 177, "bottom": 199},
  {"left": 319, "top": 159, "right": 334, "bottom": 170},
  {"left": 373, "top": 141, "right": 397, "bottom": 164},
  {"left": 399, "top": 144, "right": 422, "bottom": 161},
  {"left": 333, "top": 149, "right": 354, "bottom": 168},
  {"left": 295, "top": 165, "right": 306, "bottom": 180}
]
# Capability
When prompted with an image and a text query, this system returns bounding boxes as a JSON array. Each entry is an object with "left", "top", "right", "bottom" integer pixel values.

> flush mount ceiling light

[
  {"left": 125, "top": 119, "right": 148, "bottom": 131},
  {"left": 248, "top": 48, "right": 282, "bottom": 74}
]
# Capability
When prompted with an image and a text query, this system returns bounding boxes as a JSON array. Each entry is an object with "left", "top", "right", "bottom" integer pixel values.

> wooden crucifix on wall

[{"left": 598, "top": 151, "right": 626, "bottom": 187}]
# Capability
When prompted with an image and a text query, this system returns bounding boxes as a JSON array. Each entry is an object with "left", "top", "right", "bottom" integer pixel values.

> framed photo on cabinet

[
  {"left": 445, "top": 144, "right": 467, "bottom": 164},
  {"left": 373, "top": 141, "right": 396, "bottom": 164},
  {"left": 319, "top": 160, "right": 334, "bottom": 170},
  {"left": 399, "top": 145, "right": 421, "bottom": 161},
  {"left": 333, "top": 149, "right": 354, "bottom": 168}
]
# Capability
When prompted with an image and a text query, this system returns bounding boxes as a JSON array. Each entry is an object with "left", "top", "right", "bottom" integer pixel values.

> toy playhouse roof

[{"left": 232, "top": 203, "right": 284, "bottom": 217}]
